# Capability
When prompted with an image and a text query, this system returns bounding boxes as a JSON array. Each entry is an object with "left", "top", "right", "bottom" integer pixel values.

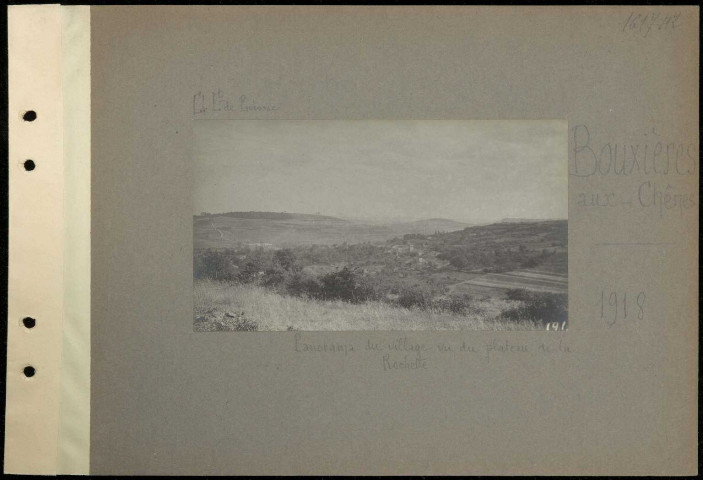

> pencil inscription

[
  {"left": 570, "top": 125, "right": 698, "bottom": 216},
  {"left": 622, "top": 11, "right": 681, "bottom": 38},
  {"left": 571, "top": 125, "right": 697, "bottom": 178},
  {"left": 600, "top": 290, "right": 646, "bottom": 327},
  {"left": 291, "top": 334, "right": 571, "bottom": 371},
  {"left": 193, "top": 90, "right": 280, "bottom": 115}
]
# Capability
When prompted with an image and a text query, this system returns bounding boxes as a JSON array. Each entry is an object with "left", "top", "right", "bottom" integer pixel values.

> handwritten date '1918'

[{"left": 600, "top": 290, "right": 646, "bottom": 326}]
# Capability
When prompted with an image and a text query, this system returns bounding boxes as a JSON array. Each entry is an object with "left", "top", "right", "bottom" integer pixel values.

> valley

[{"left": 194, "top": 211, "right": 567, "bottom": 301}]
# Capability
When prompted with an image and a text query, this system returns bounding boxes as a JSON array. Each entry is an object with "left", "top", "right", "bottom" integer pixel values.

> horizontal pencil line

[{"left": 595, "top": 242, "right": 674, "bottom": 246}]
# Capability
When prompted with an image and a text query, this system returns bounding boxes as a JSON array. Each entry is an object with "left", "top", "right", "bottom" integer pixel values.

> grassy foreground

[{"left": 194, "top": 279, "right": 540, "bottom": 331}]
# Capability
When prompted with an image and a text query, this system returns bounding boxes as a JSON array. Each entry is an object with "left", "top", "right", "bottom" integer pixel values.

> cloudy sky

[{"left": 193, "top": 120, "right": 567, "bottom": 223}]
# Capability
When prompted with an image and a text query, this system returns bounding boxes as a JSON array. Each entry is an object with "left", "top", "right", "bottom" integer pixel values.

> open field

[
  {"left": 461, "top": 271, "right": 567, "bottom": 294},
  {"left": 449, "top": 270, "right": 566, "bottom": 297},
  {"left": 194, "top": 280, "right": 541, "bottom": 331}
]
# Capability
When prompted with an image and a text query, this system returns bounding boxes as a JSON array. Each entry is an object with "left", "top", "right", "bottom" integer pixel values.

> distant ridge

[
  {"left": 193, "top": 211, "right": 567, "bottom": 250},
  {"left": 196, "top": 211, "right": 348, "bottom": 222},
  {"left": 396, "top": 218, "right": 473, "bottom": 230},
  {"left": 407, "top": 217, "right": 468, "bottom": 224},
  {"left": 500, "top": 217, "right": 560, "bottom": 223}
]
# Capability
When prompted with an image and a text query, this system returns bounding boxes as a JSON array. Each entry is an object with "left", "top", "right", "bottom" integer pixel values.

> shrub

[
  {"left": 501, "top": 292, "right": 567, "bottom": 326},
  {"left": 505, "top": 288, "right": 531, "bottom": 301},
  {"left": 194, "top": 250, "right": 238, "bottom": 281},
  {"left": 448, "top": 255, "right": 468, "bottom": 270},
  {"left": 237, "top": 261, "right": 264, "bottom": 284},
  {"left": 274, "top": 249, "right": 297, "bottom": 271},
  {"left": 396, "top": 284, "right": 436, "bottom": 309},
  {"left": 261, "top": 267, "right": 287, "bottom": 289},
  {"left": 442, "top": 295, "right": 474, "bottom": 314},
  {"left": 284, "top": 272, "right": 322, "bottom": 299},
  {"left": 318, "top": 267, "right": 378, "bottom": 303},
  {"left": 520, "top": 257, "right": 540, "bottom": 268}
]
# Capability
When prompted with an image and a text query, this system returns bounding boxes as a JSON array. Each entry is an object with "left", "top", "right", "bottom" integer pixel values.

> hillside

[
  {"left": 500, "top": 217, "right": 557, "bottom": 223},
  {"left": 416, "top": 219, "right": 567, "bottom": 277},
  {"left": 432, "top": 220, "right": 566, "bottom": 251},
  {"left": 393, "top": 218, "right": 473, "bottom": 233},
  {"left": 193, "top": 211, "right": 473, "bottom": 249},
  {"left": 195, "top": 217, "right": 567, "bottom": 296},
  {"left": 206, "top": 211, "right": 349, "bottom": 223}
]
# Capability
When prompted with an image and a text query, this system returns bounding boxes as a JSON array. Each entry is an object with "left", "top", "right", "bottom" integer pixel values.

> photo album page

[{"left": 5, "top": 5, "right": 698, "bottom": 476}]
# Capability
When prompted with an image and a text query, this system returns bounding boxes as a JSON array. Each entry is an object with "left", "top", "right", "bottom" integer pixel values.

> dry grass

[{"left": 194, "top": 279, "right": 540, "bottom": 331}]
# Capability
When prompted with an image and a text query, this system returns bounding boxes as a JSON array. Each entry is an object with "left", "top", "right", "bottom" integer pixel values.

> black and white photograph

[{"left": 193, "top": 120, "right": 567, "bottom": 331}]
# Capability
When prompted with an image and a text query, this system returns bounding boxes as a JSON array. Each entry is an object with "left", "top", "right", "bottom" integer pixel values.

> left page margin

[{"left": 5, "top": 4, "right": 91, "bottom": 475}]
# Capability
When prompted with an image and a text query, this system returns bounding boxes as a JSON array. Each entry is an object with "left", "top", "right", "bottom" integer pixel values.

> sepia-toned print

[{"left": 193, "top": 121, "right": 567, "bottom": 331}]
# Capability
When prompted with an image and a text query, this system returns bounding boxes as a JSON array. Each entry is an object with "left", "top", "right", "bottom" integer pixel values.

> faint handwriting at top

[
  {"left": 193, "top": 90, "right": 280, "bottom": 115},
  {"left": 622, "top": 11, "right": 681, "bottom": 38}
]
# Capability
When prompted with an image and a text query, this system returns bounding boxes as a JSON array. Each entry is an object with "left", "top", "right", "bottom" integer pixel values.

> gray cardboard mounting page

[{"left": 6, "top": 4, "right": 699, "bottom": 476}]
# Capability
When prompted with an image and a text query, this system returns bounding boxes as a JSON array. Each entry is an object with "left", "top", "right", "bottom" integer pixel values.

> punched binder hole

[
  {"left": 23, "top": 160, "right": 35, "bottom": 171},
  {"left": 23, "top": 366, "right": 36, "bottom": 378},
  {"left": 22, "top": 110, "right": 37, "bottom": 122},
  {"left": 22, "top": 317, "right": 36, "bottom": 329}
]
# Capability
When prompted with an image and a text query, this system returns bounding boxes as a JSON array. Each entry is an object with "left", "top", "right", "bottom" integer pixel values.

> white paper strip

[
  {"left": 6, "top": 4, "right": 65, "bottom": 474},
  {"left": 58, "top": 6, "right": 91, "bottom": 475},
  {"left": 5, "top": 4, "right": 91, "bottom": 475}
]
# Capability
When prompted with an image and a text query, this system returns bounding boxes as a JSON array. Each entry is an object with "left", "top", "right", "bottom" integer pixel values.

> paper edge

[{"left": 57, "top": 5, "right": 91, "bottom": 475}]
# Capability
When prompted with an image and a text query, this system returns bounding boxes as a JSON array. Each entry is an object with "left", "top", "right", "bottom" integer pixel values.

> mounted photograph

[{"left": 193, "top": 120, "right": 567, "bottom": 331}]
